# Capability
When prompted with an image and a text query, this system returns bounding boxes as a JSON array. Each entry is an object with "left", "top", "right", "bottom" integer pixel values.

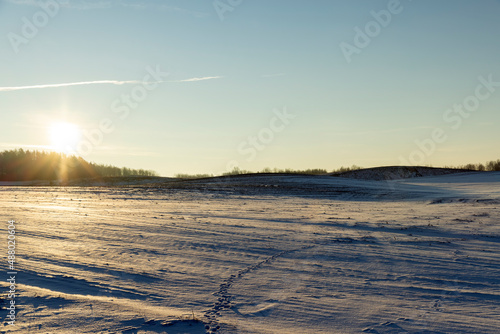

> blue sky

[{"left": 1, "top": 0, "right": 499, "bottom": 176}]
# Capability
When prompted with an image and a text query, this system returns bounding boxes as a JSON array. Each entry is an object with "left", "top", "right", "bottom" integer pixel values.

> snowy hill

[{"left": 331, "top": 166, "right": 477, "bottom": 180}]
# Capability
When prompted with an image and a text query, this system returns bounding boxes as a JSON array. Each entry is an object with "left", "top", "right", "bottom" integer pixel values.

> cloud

[
  {"left": 5, "top": 0, "right": 134, "bottom": 10},
  {"left": 4, "top": 0, "right": 210, "bottom": 16},
  {"left": 0, "top": 76, "right": 222, "bottom": 92},
  {"left": 177, "top": 76, "right": 223, "bottom": 82},
  {"left": 0, "top": 143, "right": 52, "bottom": 150},
  {"left": 327, "top": 126, "right": 427, "bottom": 137},
  {"left": 261, "top": 73, "right": 286, "bottom": 78},
  {"left": 94, "top": 145, "right": 162, "bottom": 157},
  {"left": 0, "top": 80, "right": 163, "bottom": 92}
]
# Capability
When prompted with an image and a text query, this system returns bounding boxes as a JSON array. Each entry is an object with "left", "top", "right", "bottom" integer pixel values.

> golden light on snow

[{"left": 49, "top": 121, "right": 81, "bottom": 154}]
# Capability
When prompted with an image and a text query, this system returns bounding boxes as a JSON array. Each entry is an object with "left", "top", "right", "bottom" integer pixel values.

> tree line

[
  {"left": 175, "top": 160, "right": 500, "bottom": 179},
  {"left": 175, "top": 166, "right": 363, "bottom": 179},
  {"left": 0, "top": 149, "right": 158, "bottom": 182},
  {"left": 452, "top": 160, "right": 500, "bottom": 172}
]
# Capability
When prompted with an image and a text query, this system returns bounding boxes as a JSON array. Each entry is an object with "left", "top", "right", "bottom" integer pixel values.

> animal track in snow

[{"left": 203, "top": 245, "right": 313, "bottom": 333}]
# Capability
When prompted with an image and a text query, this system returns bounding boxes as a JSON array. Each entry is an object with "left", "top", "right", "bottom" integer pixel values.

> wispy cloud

[
  {"left": 5, "top": 0, "right": 210, "bottom": 16},
  {"left": 5, "top": 0, "right": 137, "bottom": 9},
  {"left": 261, "top": 73, "right": 286, "bottom": 78},
  {"left": 177, "top": 76, "right": 223, "bottom": 82},
  {"left": 94, "top": 145, "right": 162, "bottom": 157},
  {"left": 0, "top": 143, "right": 52, "bottom": 150},
  {"left": 0, "top": 76, "right": 222, "bottom": 92},
  {"left": 326, "top": 126, "right": 429, "bottom": 137},
  {"left": 0, "top": 80, "right": 161, "bottom": 92}
]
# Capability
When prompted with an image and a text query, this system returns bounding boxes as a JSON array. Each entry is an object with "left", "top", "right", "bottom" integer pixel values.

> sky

[{"left": 1, "top": 0, "right": 499, "bottom": 176}]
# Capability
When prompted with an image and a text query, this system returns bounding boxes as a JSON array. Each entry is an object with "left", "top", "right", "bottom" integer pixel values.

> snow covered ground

[{"left": 1, "top": 172, "right": 499, "bottom": 333}]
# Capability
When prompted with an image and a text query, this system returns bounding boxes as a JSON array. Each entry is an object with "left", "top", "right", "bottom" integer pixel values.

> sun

[{"left": 49, "top": 122, "right": 81, "bottom": 154}]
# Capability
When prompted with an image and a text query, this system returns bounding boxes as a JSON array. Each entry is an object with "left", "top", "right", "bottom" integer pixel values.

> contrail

[
  {"left": 0, "top": 80, "right": 154, "bottom": 92},
  {"left": 0, "top": 76, "right": 222, "bottom": 92},
  {"left": 177, "top": 76, "right": 222, "bottom": 82}
]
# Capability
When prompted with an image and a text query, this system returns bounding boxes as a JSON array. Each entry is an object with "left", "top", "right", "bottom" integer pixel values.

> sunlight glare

[{"left": 49, "top": 122, "right": 81, "bottom": 154}]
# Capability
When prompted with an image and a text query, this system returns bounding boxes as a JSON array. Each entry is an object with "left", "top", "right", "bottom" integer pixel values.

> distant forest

[
  {"left": 176, "top": 160, "right": 500, "bottom": 179},
  {"left": 452, "top": 160, "right": 500, "bottom": 172},
  {"left": 0, "top": 149, "right": 158, "bottom": 182}
]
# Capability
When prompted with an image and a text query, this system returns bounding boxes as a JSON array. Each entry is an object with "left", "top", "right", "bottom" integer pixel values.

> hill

[{"left": 330, "top": 166, "right": 478, "bottom": 181}]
